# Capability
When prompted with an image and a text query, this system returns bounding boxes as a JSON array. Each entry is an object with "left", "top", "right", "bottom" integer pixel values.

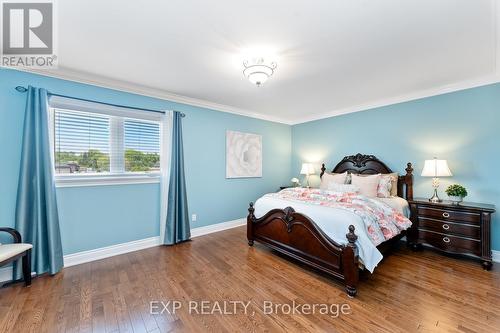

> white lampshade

[
  {"left": 246, "top": 72, "right": 269, "bottom": 86},
  {"left": 300, "top": 163, "right": 315, "bottom": 175},
  {"left": 421, "top": 158, "right": 453, "bottom": 177}
]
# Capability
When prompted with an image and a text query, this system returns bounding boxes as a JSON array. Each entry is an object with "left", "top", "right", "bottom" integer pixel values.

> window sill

[{"left": 55, "top": 173, "right": 161, "bottom": 188}]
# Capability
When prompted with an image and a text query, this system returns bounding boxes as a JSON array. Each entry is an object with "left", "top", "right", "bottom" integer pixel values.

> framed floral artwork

[{"left": 226, "top": 130, "right": 262, "bottom": 178}]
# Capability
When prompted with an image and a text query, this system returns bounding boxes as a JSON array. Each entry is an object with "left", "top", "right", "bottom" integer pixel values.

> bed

[{"left": 246, "top": 154, "right": 414, "bottom": 297}]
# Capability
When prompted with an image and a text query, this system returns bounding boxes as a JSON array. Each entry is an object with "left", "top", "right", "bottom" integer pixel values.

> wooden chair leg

[{"left": 22, "top": 249, "right": 31, "bottom": 286}]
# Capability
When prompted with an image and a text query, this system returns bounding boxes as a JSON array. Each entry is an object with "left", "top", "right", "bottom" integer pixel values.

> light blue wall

[
  {"left": 292, "top": 83, "right": 500, "bottom": 250},
  {"left": 0, "top": 69, "right": 291, "bottom": 254},
  {"left": 3, "top": 67, "right": 498, "bottom": 254}
]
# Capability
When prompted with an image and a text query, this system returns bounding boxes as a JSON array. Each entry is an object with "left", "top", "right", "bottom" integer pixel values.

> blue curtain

[
  {"left": 164, "top": 111, "right": 190, "bottom": 244},
  {"left": 14, "top": 86, "right": 63, "bottom": 279}
]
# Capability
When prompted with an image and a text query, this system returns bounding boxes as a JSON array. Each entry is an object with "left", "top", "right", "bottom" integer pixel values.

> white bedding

[{"left": 254, "top": 194, "right": 410, "bottom": 273}]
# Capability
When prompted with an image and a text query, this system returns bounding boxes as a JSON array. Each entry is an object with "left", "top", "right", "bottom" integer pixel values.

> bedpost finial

[
  {"left": 248, "top": 202, "right": 255, "bottom": 216},
  {"left": 404, "top": 162, "right": 414, "bottom": 201},
  {"left": 346, "top": 225, "right": 358, "bottom": 246},
  {"left": 320, "top": 163, "right": 326, "bottom": 178},
  {"left": 406, "top": 162, "right": 413, "bottom": 175}
]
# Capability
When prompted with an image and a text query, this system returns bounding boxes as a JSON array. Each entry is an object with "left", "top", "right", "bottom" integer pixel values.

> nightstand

[{"left": 407, "top": 198, "right": 495, "bottom": 270}]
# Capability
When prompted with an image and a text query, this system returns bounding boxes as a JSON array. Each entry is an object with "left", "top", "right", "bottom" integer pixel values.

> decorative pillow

[
  {"left": 320, "top": 172, "right": 348, "bottom": 190},
  {"left": 388, "top": 173, "right": 399, "bottom": 196},
  {"left": 327, "top": 183, "right": 360, "bottom": 193},
  {"left": 351, "top": 174, "right": 381, "bottom": 197},
  {"left": 377, "top": 176, "right": 393, "bottom": 198}
]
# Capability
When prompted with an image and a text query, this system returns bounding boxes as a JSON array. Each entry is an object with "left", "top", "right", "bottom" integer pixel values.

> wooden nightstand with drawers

[{"left": 408, "top": 198, "right": 495, "bottom": 270}]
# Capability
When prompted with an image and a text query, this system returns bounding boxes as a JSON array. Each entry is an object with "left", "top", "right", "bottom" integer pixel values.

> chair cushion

[{"left": 0, "top": 244, "right": 32, "bottom": 262}]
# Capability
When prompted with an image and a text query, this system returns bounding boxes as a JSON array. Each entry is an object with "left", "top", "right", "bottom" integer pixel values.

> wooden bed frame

[{"left": 247, "top": 153, "right": 413, "bottom": 297}]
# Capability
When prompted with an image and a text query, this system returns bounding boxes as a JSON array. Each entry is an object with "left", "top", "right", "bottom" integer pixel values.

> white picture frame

[{"left": 226, "top": 130, "right": 262, "bottom": 178}]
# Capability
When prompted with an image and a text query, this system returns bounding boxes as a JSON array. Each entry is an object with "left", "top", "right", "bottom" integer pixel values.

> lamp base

[{"left": 428, "top": 189, "right": 442, "bottom": 203}]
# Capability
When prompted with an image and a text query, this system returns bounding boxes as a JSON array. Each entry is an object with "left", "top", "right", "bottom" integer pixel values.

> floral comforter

[{"left": 265, "top": 187, "right": 412, "bottom": 246}]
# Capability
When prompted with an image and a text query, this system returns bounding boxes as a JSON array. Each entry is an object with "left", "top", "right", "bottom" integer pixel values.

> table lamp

[
  {"left": 300, "top": 163, "right": 315, "bottom": 188},
  {"left": 421, "top": 158, "right": 452, "bottom": 203}
]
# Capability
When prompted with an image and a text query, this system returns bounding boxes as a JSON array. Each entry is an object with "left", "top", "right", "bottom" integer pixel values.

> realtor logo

[{"left": 1, "top": 1, "right": 57, "bottom": 68}]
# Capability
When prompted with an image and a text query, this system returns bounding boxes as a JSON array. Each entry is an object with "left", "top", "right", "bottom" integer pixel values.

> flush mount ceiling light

[{"left": 242, "top": 57, "right": 277, "bottom": 86}]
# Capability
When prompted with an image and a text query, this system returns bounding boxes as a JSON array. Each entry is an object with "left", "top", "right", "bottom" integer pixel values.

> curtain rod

[{"left": 15, "top": 86, "right": 186, "bottom": 117}]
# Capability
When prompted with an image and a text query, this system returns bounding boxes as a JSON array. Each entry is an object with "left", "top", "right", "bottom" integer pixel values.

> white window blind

[
  {"left": 124, "top": 119, "right": 160, "bottom": 173},
  {"left": 54, "top": 109, "right": 111, "bottom": 174},
  {"left": 49, "top": 96, "right": 165, "bottom": 185}
]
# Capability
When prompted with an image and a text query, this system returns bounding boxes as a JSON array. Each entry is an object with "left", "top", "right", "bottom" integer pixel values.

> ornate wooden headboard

[{"left": 320, "top": 153, "right": 414, "bottom": 200}]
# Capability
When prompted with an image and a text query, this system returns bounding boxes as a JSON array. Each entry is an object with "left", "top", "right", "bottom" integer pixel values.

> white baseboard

[
  {"left": 1, "top": 218, "right": 246, "bottom": 283},
  {"left": 63, "top": 236, "right": 160, "bottom": 267},
  {"left": 0, "top": 267, "right": 36, "bottom": 287},
  {"left": 0, "top": 267, "right": 12, "bottom": 285},
  {"left": 64, "top": 218, "right": 245, "bottom": 267},
  {"left": 493, "top": 250, "right": 500, "bottom": 263},
  {"left": 191, "top": 218, "right": 246, "bottom": 238}
]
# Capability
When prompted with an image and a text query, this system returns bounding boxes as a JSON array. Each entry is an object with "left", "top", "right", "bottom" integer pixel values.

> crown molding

[
  {"left": 290, "top": 74, "right": 500, "bottom": 125},
  {"left": 12, "top": 67, "right": 293, "bottom": 125},
  {"left": 11, "top": 68, "right": 500, "bottom": 126}
]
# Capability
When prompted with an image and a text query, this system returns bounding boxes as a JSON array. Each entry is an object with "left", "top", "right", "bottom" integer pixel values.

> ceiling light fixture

[{"left": 243, "top": 57, "right": 277, "bottom": 87}]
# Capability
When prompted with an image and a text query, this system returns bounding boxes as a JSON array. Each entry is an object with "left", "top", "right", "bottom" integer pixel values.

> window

[{"left": 49, "top": 96, "right": 166, "bottom": 186}]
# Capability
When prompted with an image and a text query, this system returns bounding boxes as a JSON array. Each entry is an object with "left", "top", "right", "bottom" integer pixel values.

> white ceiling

[{"left": 45, "top": 0, "right": 499, "bottom": 123}]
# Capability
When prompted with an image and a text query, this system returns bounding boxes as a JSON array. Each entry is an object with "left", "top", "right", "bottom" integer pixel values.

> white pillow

[
  {"left": 320, "top": 172, "right": 347, "bottom": 190},
  {"left": 327, "top": 183, "right": 360, "bottom": 194},
  {"left": 351, "top": 174, "right": 381, "bottom": 197}
]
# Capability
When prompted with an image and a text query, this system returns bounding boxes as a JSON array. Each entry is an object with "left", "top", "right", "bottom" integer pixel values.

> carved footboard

[{"left": 247, "top": 203, "right": 359, "bottom": 297}]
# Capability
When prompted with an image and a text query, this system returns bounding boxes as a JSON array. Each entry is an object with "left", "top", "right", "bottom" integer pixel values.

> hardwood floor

[{"left": 1, "top": 226, "right": 499, "bottom": 333}]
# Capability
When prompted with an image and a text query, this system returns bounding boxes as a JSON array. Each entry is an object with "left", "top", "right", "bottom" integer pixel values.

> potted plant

[{"left": 445, "top": 184, "right": 468, "bottom": 204}]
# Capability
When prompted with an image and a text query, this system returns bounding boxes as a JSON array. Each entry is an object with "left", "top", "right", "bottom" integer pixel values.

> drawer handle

[
  {"left": 442, "top": 212, "right": 450, "bottom": 218},
  {"left": 443, "top": 237, "right": 451, "bottom": 243},
  {"left": 442, "top": 224, "right": 450, "bottom": 230}
]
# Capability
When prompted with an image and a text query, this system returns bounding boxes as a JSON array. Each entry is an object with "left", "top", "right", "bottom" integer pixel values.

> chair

[{"left": 0, "top": 228, "right": 32, "bottom": 286}]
